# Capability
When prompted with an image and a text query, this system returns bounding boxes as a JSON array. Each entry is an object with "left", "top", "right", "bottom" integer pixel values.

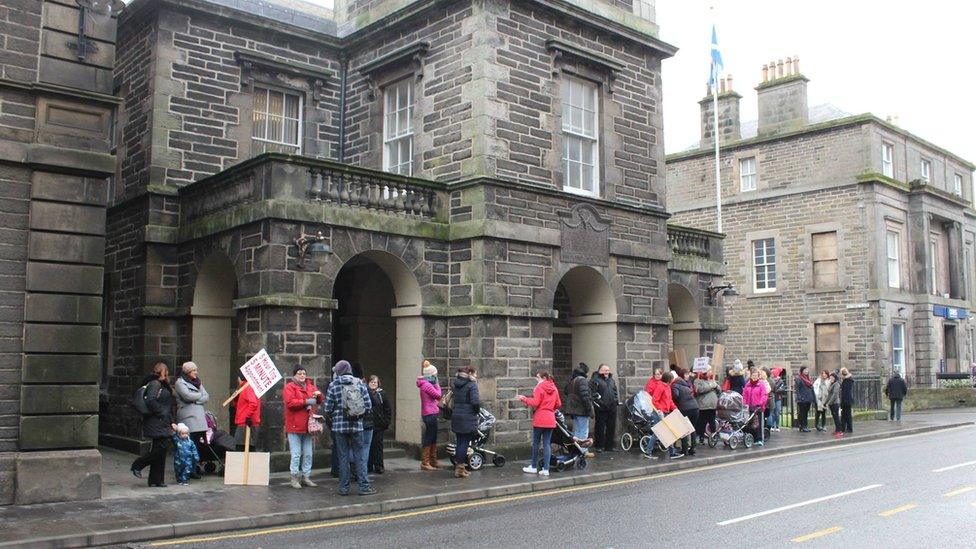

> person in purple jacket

[{"left": 417, "top": 360, "right": 443, "bottom": 471}]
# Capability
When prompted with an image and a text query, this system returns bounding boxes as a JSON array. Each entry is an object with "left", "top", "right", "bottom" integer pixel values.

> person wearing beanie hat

[
  {"left": 334, "top": 360, "right": 352, "bottom": 376},
  {"left": 417, "top": 360, "right": 443, "bottom": 471}
]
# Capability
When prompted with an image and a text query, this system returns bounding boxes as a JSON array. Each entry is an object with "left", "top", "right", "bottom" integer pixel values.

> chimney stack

[
  {"left": 700, "top": 75, "right": 742, "bottom": 148},
  {"left": 756, "top": 55, "right": 808, "bottom": 136}
]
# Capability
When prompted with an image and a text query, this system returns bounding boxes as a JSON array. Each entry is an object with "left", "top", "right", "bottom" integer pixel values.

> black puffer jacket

[
  {"left": 671, "top": 379, "right": 699, "bottom": 414},
  {"left": 589, "top": 372, "right": 619, "bottom": 412},
  {"left": 885, "top": 374, "right": 908, "bottom": 400},
  {"left": 142, "top": 374, "right": 174, "bottom": 439},
  {"left": 450, "top": 373, "right": 481, "bottom": 434},
  {"left": 368, "top": 387, "right": 392, "bottom": 431},
  {"left": 841, "top": 376, "right": 855, "bottom": 406},
  {"left": 562, "top": 367, "right": 593, "bottom": 417}
]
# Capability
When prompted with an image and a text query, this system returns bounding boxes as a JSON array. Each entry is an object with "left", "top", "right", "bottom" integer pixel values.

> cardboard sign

[
  {"left": 693, "top": 357, "right": 711, "bottom": 373},
  {"left": 651, "top": 409, "right": 695, "bottom": 448},
  {"left": 223, "top": 451, "right": 270, "bottom": 486},
  {"left": 711, "top": 344, "right": 725, "bottom": 371},
  {"left": 668, "top": 348, "right": 688, "bottom": 371},
  {"left": 240, "top": 349, "right": 281, "bottom": 399}
]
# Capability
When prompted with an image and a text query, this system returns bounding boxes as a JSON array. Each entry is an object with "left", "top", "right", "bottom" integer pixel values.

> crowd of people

[{"left": 129, "top": 356, "right": 909, "bottom": 492}]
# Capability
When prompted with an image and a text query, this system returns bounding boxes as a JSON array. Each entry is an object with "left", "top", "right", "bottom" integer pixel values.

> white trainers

[
  {"left": 522, "top": 466, "right": 538, "bottom": 474},
  {"left": 538, "top": 469, "right": 549, "bottom": 476}
]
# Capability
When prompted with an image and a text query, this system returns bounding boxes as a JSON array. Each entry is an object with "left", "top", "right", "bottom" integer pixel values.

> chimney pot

[
  {"left": 785, "top": 57, "right": 793, "bottom": 75},
  {"left": 761, "top": 64, "right": 768, "bottom": 82},
  {"left": 776, "top": 59, "right": 784, "bottom": 78},
  {"left": 727, "top": 74, "right": 733, "bottom": 92},
  {"left": 793, "top": 55, "right": 800, "bottom": 74}
]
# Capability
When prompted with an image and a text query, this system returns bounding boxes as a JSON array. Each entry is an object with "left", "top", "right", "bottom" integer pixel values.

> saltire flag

[{"left": 708, "top": 24, "right": 724, "bottom": 91}]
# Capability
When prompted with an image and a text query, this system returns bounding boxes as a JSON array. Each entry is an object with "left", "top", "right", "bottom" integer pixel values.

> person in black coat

[
  {"left": 840, "top": 368, "right": 855, "bottom": 433},
  {"left": 589, "top": 364, "right": 619, "bottom": 452},
  {"left": 563, "top": 363, "right": 593, "bottom": 442},
  {"left": 671, "top": 372, "right": 700, "bottom": 456},
  {"left": 366, "top": 375, "right": 392, "bottom": 474},
  {"left": 450, "top": 367, "right": 481, "bottom": 478},
  {"left": 131, "top": 361, "right": 175, "bottom": 487},
  {"left": 794, "top": 366, "right": 816, "bottom": 432},
  {"left": 884, "top": 371, "right": 908, "bottom": 421}
]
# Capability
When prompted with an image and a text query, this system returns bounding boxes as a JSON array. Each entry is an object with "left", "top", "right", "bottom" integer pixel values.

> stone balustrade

[
  {"left": 307, "top": 166, "right": 437, "bottom": 218},
  {"left": 668, "top": 225, "right": 714, "bottom": 259}
]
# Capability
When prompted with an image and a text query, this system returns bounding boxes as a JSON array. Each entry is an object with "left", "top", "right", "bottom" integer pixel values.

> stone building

[
  {"left": 97, "top": 0, "right": 725, "bottom": 472},
  {"left": 0, "top": 0, "right": 120, "bottom": 504},
  {"left": 667, "top": 60, "right": 976, "bottom": 386}
]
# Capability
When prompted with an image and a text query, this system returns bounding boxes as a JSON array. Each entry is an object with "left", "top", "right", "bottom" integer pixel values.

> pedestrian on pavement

[
  {"left": 171, "top": 422, "right": 199, "bottom": 486},
  {"left": 813, "top": 370, "right": 830, "bottom": 432},
  {"left": 366, "top": 375, "right": 391, "bottom": 474},
  {"left": 131, "top": 361, "right": 175, "bottom": 487},
  {"left": 417, "top": 361, "right": 443, "bottom": 471},
  {"left": 723, "top": 360, "right": 746, "bottom": 394},
  {"left": 451, "top": 366, "right": 481, "bottom": 478},
  {"left": 519, "top": 370, "right": 561, "bottom": 476},
  {"left": 884, "top": 371, "right": 908, "bottom": 421},
  {"left": 563, "top": 362, "right": 593, "bottom": 445},
  {"left": 325, "top": 360, "right": 374, "bottom": 496},
  {"left": 840, "top": 367, "right": 855, "bottom": 433},
  {"left": 233, "top": 372, "right": 261, "bottom": 451},
  {"left": 825, "top": 372, "right": 842, "bottom": 437},
  {"left": 693, "top": 371, "right": 720, "bottom": 443},
  {"left": 769, "top": 368, "right": 787, "bottom": 431},
  {"left": 590, "top": 364, "right": 619, "bottom": 452},
  {"left": 173, "top": 361, "right": 209, "bottom": 478},
  {"left": 352, "top": 363, "right": 369, "bottom": 482},
  {"left": 742, "top": 369, "right": 769, "bottom": 446},
  {"left": 671, "top": 370, "right": 699, "bottom": 456},
  {"left": 283, "top": 365, "right": 323, "bottom": 489},
  {"left": 645, "top": 369, "right": 681, "bottom": 458},
  {"left": 795, "top": 366, "right": 816, "bottom": 432}
]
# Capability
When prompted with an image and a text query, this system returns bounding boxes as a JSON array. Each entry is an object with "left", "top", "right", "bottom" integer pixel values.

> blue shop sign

[{"left": 933, "top": 305, "right": 969, "bottom": 319}]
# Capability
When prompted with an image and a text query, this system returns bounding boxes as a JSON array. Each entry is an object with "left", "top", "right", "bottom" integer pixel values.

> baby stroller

[
  {"left": 711, "top": 392, "right": 761, "bottom": 450},
  {"left": 542, "top": 410, "right": 588, "bottom": 472},
  {"left": 620, "top": 391, "right": 665, "bottom": 455},
  {"left": 199, "top": 411, "right": 236, "bottom": 474},
  {"left": 447, "top": 407, "right": 506, "bottom": 470}
]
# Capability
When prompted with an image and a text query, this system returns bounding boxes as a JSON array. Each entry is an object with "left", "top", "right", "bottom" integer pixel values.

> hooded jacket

[
  {"left": 283, "top": 378, "right": 322, "bottom": 434},
  {"left": 743, "top": 379, "right": 769, "bottom": 411},
  {"left": 451, "top": 373, "right": 481, "bottom": 434},
  {"left": 671, "top": 378, "right": 699, "bottom": 414},
  {"left": 562, "top": 366, "right": 593, "bottom": 417},
  {"left": 590, "top": 372, "right": 619, "bottom": 412},
  {"left": 693, "top": 378, "right": 720, "bottom": 410},
  {"left": 324, "top": 374, "right": 372, "bottom": 433},
  {"left": 644, "top": 378, "right": 676, "bottom": 413},
  {"left": 885, "top": 374, "right": 908, "bottom": 400},
  {"left": 417, "top": 377, "right": 442, "bottom": 416},
  {"left": 520, "top": 378, "right": 561, "bottom": 428},
  {"left": 233, "top": 382, "right": 261, "bottom": 427}
]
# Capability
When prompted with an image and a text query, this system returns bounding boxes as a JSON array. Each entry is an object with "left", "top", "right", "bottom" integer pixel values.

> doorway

[
  {"left": 552, "top": 267, "right": 618, "bottom": 383},
  {"left": 191, "top": 253, "right": 238, "bottom": 427},
  {"left": 667, "top": 283, "right": 700, "bottom": 368}
]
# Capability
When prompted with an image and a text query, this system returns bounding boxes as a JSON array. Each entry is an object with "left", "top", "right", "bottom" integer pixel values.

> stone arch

[
  {"left": 667, "top": 282, "right": 701, "bottom": 368},
  {"left": 332, "top": 249, "right": 423, "bottom": 443},
  {"left": 190, "top": 252, "right": 238, "bottom": 426},
  {"left": 552, "top": 266, "right": 619, "bottom": 381}
]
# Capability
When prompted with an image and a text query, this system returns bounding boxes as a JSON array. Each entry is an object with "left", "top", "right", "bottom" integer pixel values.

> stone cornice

[
  {"left": 234, "top": 50, "right": 334, "bottom": 82},
  {"left": 0, "top": 77, "right": 121, "bottom": 105},
  {"left": 0, "top": 139, "right": 116, "bottom": 177},
  {"left": 233, "top": 294, "right": 338, "bottom": 310}
]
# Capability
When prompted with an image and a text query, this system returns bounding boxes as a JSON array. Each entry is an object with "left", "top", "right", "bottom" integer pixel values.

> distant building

[{"left": 667, "top": 59, "right": 976, "bottom": 387}]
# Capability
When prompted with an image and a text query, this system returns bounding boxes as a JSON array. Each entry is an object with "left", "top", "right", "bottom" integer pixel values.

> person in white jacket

[{"left": 812, "top": 370, "right": 830, "bottom": 432}]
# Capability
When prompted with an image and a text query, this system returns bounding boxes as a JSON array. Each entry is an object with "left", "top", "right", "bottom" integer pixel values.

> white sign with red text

[{"left": 240, "top": 349, "right": 281, "bottom": 398}]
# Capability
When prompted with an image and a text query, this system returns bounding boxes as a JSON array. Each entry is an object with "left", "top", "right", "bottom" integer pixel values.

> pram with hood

[
  {"left": 198, "top": 411, "right": 236, "bottom": 474},
  {"left": 620, "top": 391, "right": 665, "bottom": 455},
  {"left": 447, "top": 407, "right": 506, "bottom": 470},
  {"left": 540, "top": 410, "right": 588, "bottom": 471},
  {"left": 711, "top": 391, "right": 761, "bottom": 450}
]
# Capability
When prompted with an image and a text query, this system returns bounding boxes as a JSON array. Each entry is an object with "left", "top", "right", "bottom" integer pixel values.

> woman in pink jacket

[
  {"left": 742, "top": 369, "right": 769, "bottom": 447},
  {"left": 416, "top": 361, "right": 443, "bottom": 471}
]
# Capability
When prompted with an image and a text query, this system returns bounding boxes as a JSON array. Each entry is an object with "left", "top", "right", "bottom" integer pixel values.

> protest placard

[
  {"left": 240, "top": 349, "right": 281, "bottom": 399},
  {"left": 692, "top": 356, "right": 711, "bottom": 373}
]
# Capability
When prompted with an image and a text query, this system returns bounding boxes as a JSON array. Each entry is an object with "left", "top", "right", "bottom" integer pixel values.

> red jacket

[
  {"left": 234, "top": 383, "right": 261, "bottom": 427},
  {"left": 520, "top": 379, "right": 561, "bottom": 428},
  {"left": 283, "top": 379, "right": 322, "bottom": 434},
  {"left": 644, "top": 378, "right": 676, "bottom": 413}
]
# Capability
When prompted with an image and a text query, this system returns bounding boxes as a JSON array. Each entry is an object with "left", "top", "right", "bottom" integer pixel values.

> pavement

[{"left": 1, "top": 409, "right": 974, "bottom": 548}]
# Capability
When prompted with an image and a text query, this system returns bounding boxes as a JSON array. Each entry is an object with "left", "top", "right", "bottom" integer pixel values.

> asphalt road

[{"left": 143, "top": 424, "right": 976, "bottom": 548}]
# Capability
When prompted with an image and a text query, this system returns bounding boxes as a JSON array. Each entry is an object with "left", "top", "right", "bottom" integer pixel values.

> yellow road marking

[
  {"left": 944, "top": 486, "right": 974, "bottom": 497},
  {"left": 878, "top": 503, "right": 917, "bottom": 517},
  {"left": 792, "top": 526, "right": 843, "bottom": 543},
  {"left": 148, "top": 424, "right": 974, "bottom": 547}
]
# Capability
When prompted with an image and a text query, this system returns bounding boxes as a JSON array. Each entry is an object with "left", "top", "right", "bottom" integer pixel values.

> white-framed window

[
  {"left": 886, "top": 230, "right": 900, "bottom": 288},
  {"left": 561, "top": 77, "right": 599, "bottom": 197},
  {"left": 739, "top": 156, "right": 757, "bottom": 192},
  {"left": 953, "top": 173, "right": 963, "bottom": 196},
  {"left": 920, "top": 159, "right": 931, "bottom": 183},
  {"left": 252, "top": 87, "right": 302, "bottom": 153},
  {"left": 753, "top": 238, "right": 776, "bottom": 292},
  {"left": 632, "top": 0, "right": 654, "bottom": 19},
  {"left": 383, "top": 78, "right": 414, "bottom": 175},
  {"left": 891, "top": 323, "right": 906, "bottom": 376},
  {"left": 882, "top": 142, "right": 894, "bottom": 178}
]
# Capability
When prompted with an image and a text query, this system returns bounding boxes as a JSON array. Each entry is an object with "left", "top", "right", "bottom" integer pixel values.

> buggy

[{"left": 447, "top": 407, "right": 506, "bottom": 470}]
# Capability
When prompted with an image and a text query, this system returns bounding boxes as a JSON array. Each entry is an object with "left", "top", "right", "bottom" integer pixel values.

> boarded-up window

[
  {"left": 812, "top": 232, "right": 838, "bottom": 288},
  {"left": 815, "top": 323, "right": 841, "bottom": 372}
]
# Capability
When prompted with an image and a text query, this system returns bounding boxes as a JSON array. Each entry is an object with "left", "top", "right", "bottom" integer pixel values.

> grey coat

[
  {"left": 174, "top": 376, "right": 210, "bottom": 432},
  {"left": 693, "top": 379, "right": 720, "bottom": 410}
]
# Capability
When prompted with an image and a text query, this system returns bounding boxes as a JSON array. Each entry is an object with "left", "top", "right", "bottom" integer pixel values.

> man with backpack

[{"left": 324, "top": 359, "right": 374, "bottom": 496}]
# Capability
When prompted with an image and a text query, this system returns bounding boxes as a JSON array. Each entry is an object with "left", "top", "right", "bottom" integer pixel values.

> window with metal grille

[
  {"left": 252, "top": 86, "right": 302, "bottom": 153},
  {"left": 561, "top": 77, "right": 599, "bottom": 196}
]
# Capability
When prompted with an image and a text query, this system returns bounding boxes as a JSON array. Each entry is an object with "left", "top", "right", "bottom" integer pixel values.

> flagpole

[{"left": 713, "top": 83, "right": 722, "bottom": 233}]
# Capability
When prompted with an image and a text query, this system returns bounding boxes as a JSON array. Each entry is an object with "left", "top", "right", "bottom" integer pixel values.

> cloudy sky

[{"left": 657, "top": 1, "right": 976, "bottom": 163}]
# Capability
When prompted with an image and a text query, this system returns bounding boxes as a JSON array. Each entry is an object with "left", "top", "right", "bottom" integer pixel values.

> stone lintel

[
  {"left": 233, "top": 294, "right": 338, "bottom": 310},
  {"left": 422, "top": 305, "right": 557, "bottom": 319}
]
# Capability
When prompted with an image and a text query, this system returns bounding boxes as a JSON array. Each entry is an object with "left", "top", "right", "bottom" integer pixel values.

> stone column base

[{"left": 15, "top": 449, "right": 101, "bottom": 505}]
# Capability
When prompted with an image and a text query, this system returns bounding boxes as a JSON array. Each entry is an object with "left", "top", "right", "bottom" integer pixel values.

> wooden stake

[
  {"left": 243, "top": 425, "right": 251, "bottom": 485},
  {"left": 222, "top": 381, "right": 249, "bottom": 407}
]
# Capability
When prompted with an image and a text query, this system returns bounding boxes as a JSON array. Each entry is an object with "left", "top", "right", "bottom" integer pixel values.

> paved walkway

[{"left": 1, "top": 409, "right": 974, "bottom": 548}]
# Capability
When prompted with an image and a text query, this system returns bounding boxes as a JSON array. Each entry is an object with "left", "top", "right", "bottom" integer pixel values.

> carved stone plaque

[{"left": 559, "top": 203, "right": 610, "bottom": 266}]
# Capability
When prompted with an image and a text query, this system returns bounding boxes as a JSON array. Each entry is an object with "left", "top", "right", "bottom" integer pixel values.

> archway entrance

[
  {"left": 333, "top": 251, "right": 423, "bottom": 443},
  {"left": 668, "top": 283, "right": 700, "bottom": 369},
  {"left": 552, "top": 267, "right": 618, "bottom": 382},
  {"left": 191, "top": 254, "right": 238, "bottom": 427}
]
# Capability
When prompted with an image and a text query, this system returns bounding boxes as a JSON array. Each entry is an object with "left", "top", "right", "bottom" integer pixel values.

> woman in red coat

[
  {"left": 518, "top": 370, "right": 561, "bottom": 477},
  {"left": 283, "top": 365, "right": 323, "bottom": 489},
  {"left": 644, "top": 368, "right": 676, "bottom": 414},
  {"left": 233, "top": 373, "right": 261, "bottom": 451}
]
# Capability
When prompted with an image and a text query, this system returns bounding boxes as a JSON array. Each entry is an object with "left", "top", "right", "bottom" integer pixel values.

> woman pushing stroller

[{"left": 519, "top": 370, "right": 561, "bottom": 477}]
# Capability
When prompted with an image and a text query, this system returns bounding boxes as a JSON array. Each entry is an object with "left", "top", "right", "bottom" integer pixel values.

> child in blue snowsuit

[{"left": 172, "top": 422, "right": 200, "bottom": 485}]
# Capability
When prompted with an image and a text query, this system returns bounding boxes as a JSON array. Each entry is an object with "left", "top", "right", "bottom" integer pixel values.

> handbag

[{"left": 308, "top": 413, "right": 325, "bottom": 434}]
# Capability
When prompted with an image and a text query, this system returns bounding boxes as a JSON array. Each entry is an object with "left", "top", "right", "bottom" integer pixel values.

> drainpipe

[{"left": 338, "top": 54, "right": 348, "bottom": 163}]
